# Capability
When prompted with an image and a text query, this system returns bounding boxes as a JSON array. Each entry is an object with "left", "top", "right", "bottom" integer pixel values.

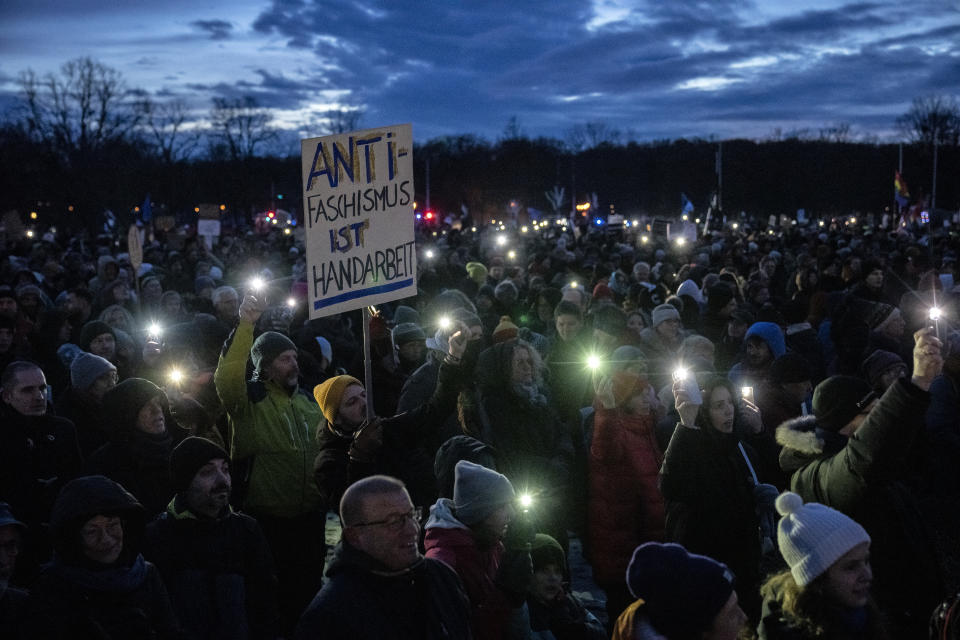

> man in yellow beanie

[
  {"left": 213, "top": 292, "right": 323, "bottom": 635},
  {"left": 313, "top": 321, "right": 470, "bottom": 516}
]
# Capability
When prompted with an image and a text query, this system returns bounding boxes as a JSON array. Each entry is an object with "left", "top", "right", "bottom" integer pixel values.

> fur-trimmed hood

[{"left": 776, "top": 414, "right": 849, "bottom": 474}]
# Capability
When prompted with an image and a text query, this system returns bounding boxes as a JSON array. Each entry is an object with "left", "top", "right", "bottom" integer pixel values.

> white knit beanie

[
  {"left": 651, "top": 304, "right": 680, "bottom": 327},
  {"left": 776, "top": 492, "right": 870, "bottom": 586}
]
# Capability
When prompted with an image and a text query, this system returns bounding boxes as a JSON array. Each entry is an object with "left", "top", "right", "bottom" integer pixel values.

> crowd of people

[{"left": 1, "top": 211, "right": 960, "bottom": 639}]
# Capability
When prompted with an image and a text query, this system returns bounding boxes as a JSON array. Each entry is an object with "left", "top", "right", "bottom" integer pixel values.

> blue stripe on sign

[{"left": 314, "top": 279, "right": 415, "bottom": 310}]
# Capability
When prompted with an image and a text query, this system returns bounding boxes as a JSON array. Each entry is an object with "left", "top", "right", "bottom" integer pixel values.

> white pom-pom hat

[{"left": 775, "top": 491, "right": 871, "bottom": 586}]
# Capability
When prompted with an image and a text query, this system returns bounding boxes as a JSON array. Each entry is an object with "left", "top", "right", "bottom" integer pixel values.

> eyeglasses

[{"left": 350, "top": 509, "right": 421, "bottom": 532}]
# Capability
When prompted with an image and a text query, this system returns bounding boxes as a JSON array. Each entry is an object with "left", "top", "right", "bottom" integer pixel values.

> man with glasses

[{"left": 295, "top": 475, "right": 471, "bottom": 639}]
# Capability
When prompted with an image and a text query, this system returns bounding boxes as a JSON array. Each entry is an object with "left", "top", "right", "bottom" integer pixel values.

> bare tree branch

[
  {"left": 208, "top": 96, "right": 277, "bottom": 160},
  {"left": 896, "top": 95, "right": 960, "bottom": 148},
  {"left": 17, "top": 57, "right": 141, "bottom": 163},
  {"left": 135, "top": 97, "right": 200, "bottom": 163}
]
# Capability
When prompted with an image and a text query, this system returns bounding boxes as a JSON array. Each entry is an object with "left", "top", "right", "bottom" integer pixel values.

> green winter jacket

[{"left": 214, "top": 321, "right": 322, "bottom": 518}]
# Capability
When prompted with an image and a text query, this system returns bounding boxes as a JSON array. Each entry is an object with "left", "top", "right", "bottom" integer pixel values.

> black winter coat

[
  {"left": 776, "top": 378, "right": 942, "bottom": 637},
  {"left": 757, "top": 596, "right": 886, "bottom": 640},
  {"left": 55, "top": 386, "right": 110, "bottom": 458},
  {"left": 470, "top": 342, "right": 577, "bottom": 492},
  {"left": 85, "top": 378, "right": 188, "bottom": 516},
  {"left": 21, "top": 558, "right": 178, "bottom": 640},
  {"left": 0, "top": 403, "right": 82, "bottom": 537},
  {"left": 314, "top": 358, "right": 464, "bottom": 512},
  {"left": 660, "top": 424, "right": 763, "bottom": 598},
  {"left": 20, "top": 475, "right": 179, "bottom": 639},
  {"left": 143, "top": 498, "right": 280, "bottom": 640},
  {"left": 294, "top": 541, "right": 472, "bottom": 640}
]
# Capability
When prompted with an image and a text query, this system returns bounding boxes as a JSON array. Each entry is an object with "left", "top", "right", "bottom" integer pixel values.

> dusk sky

[{"left": 1, "top": 0, "right": 958, "bottom": 147}]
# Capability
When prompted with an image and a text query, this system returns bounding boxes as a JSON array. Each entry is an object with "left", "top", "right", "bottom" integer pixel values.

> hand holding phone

[{"left": 672, "top": 367, "right": 702, "bottom": 405}]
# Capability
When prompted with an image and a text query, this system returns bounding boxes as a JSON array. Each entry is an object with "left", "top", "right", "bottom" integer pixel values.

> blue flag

[{"left": 141, "top": 193, "right": 152, "bottom": 222}]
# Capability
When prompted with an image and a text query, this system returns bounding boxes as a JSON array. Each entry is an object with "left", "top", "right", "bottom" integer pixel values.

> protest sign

[{"left": 302, "top": 124, "right": 417, "bottom": 319}]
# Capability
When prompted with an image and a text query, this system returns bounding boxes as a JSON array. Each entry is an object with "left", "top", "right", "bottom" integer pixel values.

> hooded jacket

[
  {"left": 776, "top": 378, "right": 942, "bottom": 636},
  {"left": 467, "top": 342, "right": 576, "bottom": 496},
  {"left": 294, "top": 538, "right": 471, "bottom": 640},
  {"left": 588, "top": 403, "right": 665, "bottom": 586},
  {"left": 214, "top": 321, "right": 323, "bottom": 519},
  {"left": 728, "top": 322, "right": 786, "bottom": 386},
  {"left": 424, "top": 498, "right": 512, "bottom": 640},
  {"left": 86, "top": 378, "right": 187, "bottom": 516},
  {"left": 22, "top": 475, "right": 178, "bottom": 639},
  {"left": 659, "top": 423, "right": 762, "bottom": 605}
]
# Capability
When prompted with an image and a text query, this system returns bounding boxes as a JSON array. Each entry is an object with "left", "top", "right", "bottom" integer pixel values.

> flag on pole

[
  {"left": 894, "top": 171, "right": 910, "bottom": 208},
  {"left": 141, "top": 193, "right": 153, "bottom": 222},
  {"left": 681, "top": 193, "right": 694, "bottom": 215}
]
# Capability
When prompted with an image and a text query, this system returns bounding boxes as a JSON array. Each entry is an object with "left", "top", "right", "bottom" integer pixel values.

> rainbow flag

[{"left": 894, "top": 171, "right": 910, "bottom": 208}]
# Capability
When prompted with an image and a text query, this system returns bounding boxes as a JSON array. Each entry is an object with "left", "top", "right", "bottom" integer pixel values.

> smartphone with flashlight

[
  {"left": 672, "top": 367, "right": 702, "bottom": 405},
  {"left": 741, "top": 386, "right": 755, "bottom": 404},
  {"left": 930, "top": 307, "right": 943, "bottom": 339},
  {"left": 146, "top": 322, "right": 163, "bottom": 342}
]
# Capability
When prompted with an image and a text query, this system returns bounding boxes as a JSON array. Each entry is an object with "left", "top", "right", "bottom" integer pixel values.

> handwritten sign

[{"left": 301, "top": 124, "right": 416, "bottom": 318}]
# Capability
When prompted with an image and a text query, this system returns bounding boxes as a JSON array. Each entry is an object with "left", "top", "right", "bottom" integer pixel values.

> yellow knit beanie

[{"left": 313, "top": 375, "right": 363, "bottom": 424}]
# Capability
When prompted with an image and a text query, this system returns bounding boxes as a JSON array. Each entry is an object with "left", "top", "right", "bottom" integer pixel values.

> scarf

[{"left": 46, "top": 552, "right": 148, "bottom": 593}]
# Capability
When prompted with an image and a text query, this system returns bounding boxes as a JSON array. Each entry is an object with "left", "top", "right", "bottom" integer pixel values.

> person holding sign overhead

[{"left": 311, "top": 321, "right": 470, "bottom": 520}]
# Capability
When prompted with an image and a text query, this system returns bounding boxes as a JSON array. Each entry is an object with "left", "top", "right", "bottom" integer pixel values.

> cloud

[
  {"left": 190, "top": 19, "right": 233, "bottom": 40},
  {"left": 2, "top": 0, "right": 958, "bottom": 142}
]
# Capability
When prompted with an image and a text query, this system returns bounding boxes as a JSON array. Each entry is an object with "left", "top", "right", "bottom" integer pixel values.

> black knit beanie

[
  {"left": 812, "top": 375, "right": 875, "bottom": 432},
  {"left": 170, "top": 437, "right": 229, "bottom": 493},
  {"left": 79, "top": 320, "right": 116, "bottom": 351}
]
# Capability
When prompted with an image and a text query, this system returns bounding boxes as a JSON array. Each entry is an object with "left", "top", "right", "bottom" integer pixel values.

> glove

[
  {"left": 754, "top": 483, "right": 779, "bottom": 555},
  {"left": 348, "top": 418, "right": 383, "bottom": 463},
  {"left": 369, "top": 312, "right": 389, "bottom": 340},
  {"left": 503, "top": 511, "right": 537, "bottom": 551},
  {"left": 495, "top": 549, "right": 533, "bottom": 604}
]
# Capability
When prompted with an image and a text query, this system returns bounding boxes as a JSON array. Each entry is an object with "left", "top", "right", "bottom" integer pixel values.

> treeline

[
  {"left": 0, "top": 56, "right": 957, "bottom": 232},
  {"left": 413, "top": 135, "right": 957, "bottom": 223},
  {"left": 3, "top": 127, "right": 956, "bottom": 234}
]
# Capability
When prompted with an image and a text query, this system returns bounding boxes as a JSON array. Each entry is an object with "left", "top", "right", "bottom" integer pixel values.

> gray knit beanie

[
  {"left": 651, "top": 304, "right": 681, "bottom": 326},
  {"left": 453, "top": 460, "right": 515, "bottom": 525},
  {"left": 251, "top": 331, "right": 296, "bottom": 374},
  {"left": 70, "top": 352, "right": 117, "bottom": 390}
]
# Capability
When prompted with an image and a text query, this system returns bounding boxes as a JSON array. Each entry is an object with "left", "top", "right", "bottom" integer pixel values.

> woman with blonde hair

[{"left": 758, "top": 492, "right": 889, "bottom": 639}]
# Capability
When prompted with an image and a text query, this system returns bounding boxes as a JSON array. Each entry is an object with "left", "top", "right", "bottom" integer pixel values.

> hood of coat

[
  {"left": 424, "top": 497, "right": 470, "bottom": 531},
  {"left": 744, "top": 322, "right": 787, "bottom": 359},
  {"left": 775, "top": 414, "right": 849, "bottom": 473},
  {"left": 49, "top": 475, "right": 145, "bottom": 562},
  {"left": 101, "top": 377, "right": 172, "bottom": 440}
]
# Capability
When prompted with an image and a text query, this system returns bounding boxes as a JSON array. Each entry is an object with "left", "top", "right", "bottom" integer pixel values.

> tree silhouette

[
  {"left": 896, "top": 95, "right": 960, "bottom": 148},
  {"left": 18, "top": 56, "right": 141, "bottom": 165},
  {"left": 208, "top": 96, "right": 277, "bottom": 161},
  {"left": 135, "top": 97, "right": 200, "bottom": 164}
]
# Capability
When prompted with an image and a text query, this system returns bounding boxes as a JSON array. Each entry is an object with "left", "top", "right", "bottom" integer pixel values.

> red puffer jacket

[{"left": 588, "top": 404, "right": 666, "bottom": 586}]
